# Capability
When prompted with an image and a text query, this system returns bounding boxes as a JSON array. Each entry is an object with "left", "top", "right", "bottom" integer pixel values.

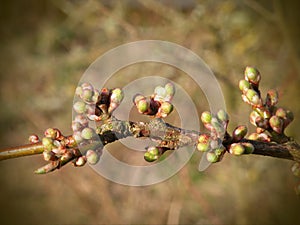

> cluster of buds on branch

[
  {"left": 133, "top": 83, "right": 175, "bottom": 118},
  {"left": 239, "top": 66, "right": 293, "bottom": 143}
]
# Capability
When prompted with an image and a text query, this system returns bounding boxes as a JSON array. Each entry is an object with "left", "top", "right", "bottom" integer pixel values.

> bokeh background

[{"left": 0, "top": 0, "right": 299, "bottom": 224}]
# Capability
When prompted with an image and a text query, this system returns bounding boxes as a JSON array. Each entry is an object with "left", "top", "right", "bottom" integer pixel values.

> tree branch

[{"left": 1, "top": 117, "right": 299, "bottom": 164}]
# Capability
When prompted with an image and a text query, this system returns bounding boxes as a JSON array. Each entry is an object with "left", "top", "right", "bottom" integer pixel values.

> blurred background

[{"left": 0, "top": 0, "right": 299, "bottom": 224}]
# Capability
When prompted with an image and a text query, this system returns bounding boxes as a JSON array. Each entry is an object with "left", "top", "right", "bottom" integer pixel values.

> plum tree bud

[
  {"left": 217, "top": 109, "right": 229, "bottom": 123},
  {"left": 73, "top": 101, "right": 86, "bottom": 114},
  {"left": 232, "top": 125, "right": 248, "bottom": 141},
  {"left": 245, "top": 89, "right": 262, "bottom": 106},
  {"left": 229, "top": 143, "right": 245, "bottom": 156},
  {"left": 201, "top": 111, "right": 212, "bottom": 124},
  {"left": 244, "top": 66, "right": 261, "bottom": 85},
  {"left": 269, "top": 115, "right": 284, "bottom": 134},
  {"left": 81, "top": 127, "right": 95, "bottom": 140},
  {"left": 265, "top": 89, "right": 278, "bottom": 106},
  {"left": 86, "top": 150, "right": 100, "bottom": 165},
  {"left": 144, "top": 146, "right": 160, "bottom": 162},
  {"left": 206, "top": 152, "right": 219, "bottom": 163},
  {"left": 239, "top": 79, "right": 251, "bottom": 92},
  {"left": 164, "top": 83, "right": 175, "bottom": 97}
]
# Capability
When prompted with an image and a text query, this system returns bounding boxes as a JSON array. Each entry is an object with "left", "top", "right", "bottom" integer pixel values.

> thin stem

[{"left": 0, "top": 142, "right": 44, "bottom": 161}]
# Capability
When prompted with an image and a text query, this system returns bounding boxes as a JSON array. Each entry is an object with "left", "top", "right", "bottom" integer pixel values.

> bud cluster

[
  {"left": 133, "top": 83, "right": 175, "bottom": 118},
  {"left": 239, "top": 67, "right": 294, "bottom": 142},
  {"left": 197, "top": 109, "right": 229, "bottom": 163}
]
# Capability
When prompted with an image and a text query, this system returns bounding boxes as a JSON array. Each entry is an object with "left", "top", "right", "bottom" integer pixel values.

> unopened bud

[
  {"left": 245, "top": 89, "right": 262, "bottom": 106},
  {"left": 28, "top": 134, "right": 39, "bottom": 144},
  {"left": 154, "top": 86, "right": 167, "bottom": 98},
  {"left": 81, "top": 127, "right": 95, "bottom": 140},
  {"left": 159, "top": 101, "right": 173, "bottom": 117},
  {"left": 229, "top": 143, "right": 245, "bottom": 156},
  {"left": 242, "top": 142, "right": 254, "bottom": 154},
  {"left": 137, "top": 99, "right": 149, "bottom": 113},
  {"left": 42, "top": 137, "right": 54, "bottom": 151},
  {"left": 110, "top": 88, "right": 124, "bottom": 104},
  {"left": 269, "top": 115, "right": 284, "bottom": 134},
  {"left": 197, "top": 134, "right": 210, "bottom": 152},
  {"left": 43, "top": 151, "right": 56, "bottom": 161},
  {"left": 201, "top": 111, "right": 212, "bottom": 124},
  {"left": 232, "top": 125, "right": 248, "bottom": 141},
  {"left": 164, "top": 83, "right": 175, "bottom": 98},
  {"left": 44, "top": 128, "right": 58, "bottom": 140},
  {"left": 133, "top": 94, "right": 146, "bottom": 105},
  {"left": 239, "top": 79, "right": 251, "bottom": 92},
  {"left": 144, "top": 146, "right": 160, "bottom": 162},
  {"left": 86, "top": 150, "right": 100, "bottom": 165},
  {"left": 206, "top": 152, "right": 219, "bottom": 163},
  {"left": 217, "top": 109, "right": 229, "bottom": 123},
  {"left": 75, "top": 156, "right": 86, "bottom": 167},
  {"left": 73, "top": 101, "right": 86, "bottom": 114},
  {"left": 244, "top": 66, "right": 261, "bottom": 85},
  {"left": 81, "top": 89, "right": 94, "bottom": 102}
]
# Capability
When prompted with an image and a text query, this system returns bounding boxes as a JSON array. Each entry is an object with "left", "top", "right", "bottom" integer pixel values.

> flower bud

[
  {"left": 255, "top": 117, "right": 269, "bottom": 130},
  {"left": 201, "top": 111, "right": 212, "bottom": 124},
  {"left": 81, "top": 89, "right": 94, "bottom": 102},
  {"left": 217, "top": 109, "right": 229, "bottom": 123},
  {"left": 110, "top": 88, "right": 124, "bottom": 104},
  {"left": 245, "top": 89, "right": 262, "bottom": 106},
  {"left": 275, "top": 108, "right": 287, "bottom": 119},
  {"left": 242, "top": 142, "right": 254, "bottom": 154},
  {"left": 239, "top": 79, "right": 251, "bottom": 92},
  {"left": 197, "top": 134, "right": 211, "bottom": 152},
  {"left": 244, "top": 66, "right": 261, "bottom": 85},
  {"left": 269, "top": 115, "right": 284, "bottom": 133},
  {"left": 73, "top": 132, "right": 83, "bottom": 144},
  {"left": 229, "top": 143, "right": 245, "bottom": 156},
  {"left": 133, "top": 94, "right": 146, "bottom": 105},
  {"left": 159, "top": 101, "right": 173, "bottom": 117},
  {"left": 265, "top": 89, "right": 278, "bottom": 106},
  {"left": 232, "top": 125, "right": 248, "bottom": 141},
  {"left": 28, "top": 134, "right": 39, "bottom": 144},
  {"left": 137, "top": 99, "right": 149, "bottom": 113},
  {"left": 81, "top": 127, "right": 95, "bottom": 140},
  {"left": 164, "top": 83, "right": 175, "bottom": 97},
  {"left": 210, "top": 117, "right": 225, "bottom": 135},
  {"left": 75, "top": 156, "right": 86, "bottom": 167},
  {"left": 206, "top": 152, "right": 219, "bottom": 163},
  {"left": 144, "top": 146, "right": 160, "bottom": 162},
  {"left": 86, "top": 150, "right": 100, "bottom": 165},
  {"left": 44, "top": 128, "right": 58, "bottom": 140},
  {"left": 73, "top": 101, "right": 86, "bottom": 114},
  {"left": 154, "top": 86, "right": 167, "bottom": 98},
  {"left": 248, "top": 132, "right": 270, "bottom": 142},
  {"left": 214, "top": 146, "right": 225, "bottom": 157},
  {"left": 42, "top": 137, "right": 54, "bottom": 151}
]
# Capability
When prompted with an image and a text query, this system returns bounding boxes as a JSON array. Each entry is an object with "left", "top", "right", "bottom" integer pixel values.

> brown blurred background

[{"left": 0, "top": 0, "right": 299, "bottom": 224}]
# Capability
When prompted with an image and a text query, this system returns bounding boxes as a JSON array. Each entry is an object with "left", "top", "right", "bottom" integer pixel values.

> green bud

[
  {"left": 214, "top": 146, "right": 225, "bottom": 156},
  {"left": 110, "top": 88, "right": 124, "bottom": 104},
  {"left": 133, "top": 94, "right": 146, "bottom": 105},
  {"left": 217, "top": 109, "right": 229, "bottom": 123},
  {"left": 211, "top": 117, "right": 225, "bottom": 135},
  {"left": 245, "top": 89, "right": 262, "bottom": 106},
  {"left": 144, "top": 146, "right": 160, "bottom": 162},
  {"left": 229, "top": 143, "right": 245, "bottom": 156},
  {"left": 73, "top": 101, "right": 86, "bottom": 114},
  {"left": 74, "top": 114, "right": 89, "bottom": 127},
  {"left": 269, "top": 115, "right": 283, "bottom": 134},
  {"left": 86, "top": 150, "right": 100, "bottom": 165},
  {"left": 232, "top": 125, "right": 248, "bottom": 141},
  {"left": 81, "top": 82, "right": 94, "bottom": 91},
  {"left": 249, "top": 110, "right": 261, "bottom": 126},
  {"left": 81, "top": 89, "right": 94, "bottom": 102},
  {"left": 160, "top": 101, "right": 173, "bottom": 116},
  {"left": 248, "top": 132, "right": 270, "bottom": 142},
  {"left": 81, "top": 127, "right": 95, "bottom": 140},
  {"left": 239, "top": 79, "right": 251, "bottom": 92},
  {"left": 44, "top": 128, "right": 58, "bottom": 140},
  {"left": 275, "top": 108, "right": 287, "bottom": 119},
  {"left": 137, "top": 99, "right": 149, "bottom": 113},
  {"left": 154, "top": 86, "right": 167, "bottom": 98},
  {"left": 73, "top": 132, "right": 83, "bottom": 144},
  {"left": 265, "top": 89, "right": 278, "bottom": 106},
  {"left": 42, "top": 137, "right": 54, "bottom": 151},
  {"left": 201, "top": 111, "right": 212, "bottom": 124},
  {"left": 206, "top": 152, "right": 219, "bottom": 163},
  {"left": 197, "top": 143, "right": 210, "bottom": 152},
  {"left": 164, "top": 83, "right": 175, "bottom": 97},
  {"left": 291, "top": 163, "right": 300, "bottom": 177},
  {"left": 198, "top": 134, "right": 210, "bottom": 144},
  {"left": 244, "top": 66, "right": 261, "bottom": 85},
  {"left": 242, "top": 142, "right": 254, "bottom": 154}
]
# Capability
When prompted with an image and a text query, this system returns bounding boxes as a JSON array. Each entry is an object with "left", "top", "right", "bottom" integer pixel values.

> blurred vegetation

[{"left": 0, "top": 0, "right": 299, "bottom": 224}]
